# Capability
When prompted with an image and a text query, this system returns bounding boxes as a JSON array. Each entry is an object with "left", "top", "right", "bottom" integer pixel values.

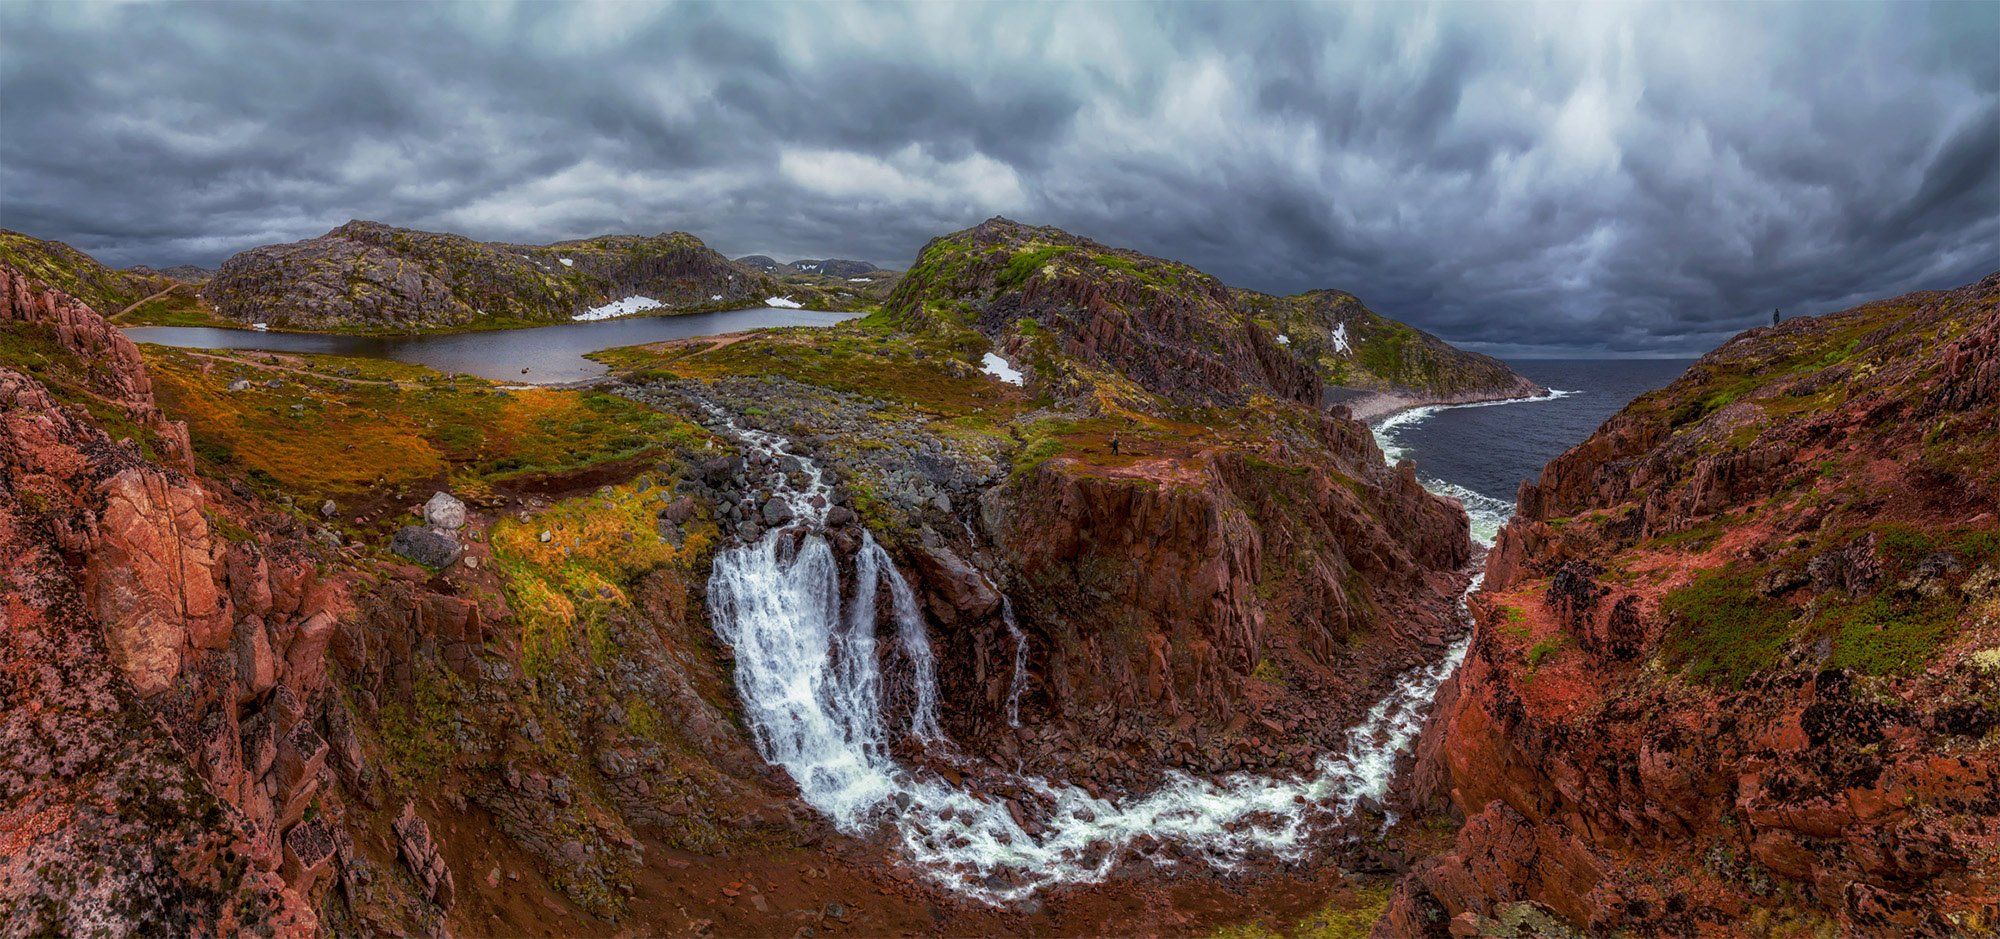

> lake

[{"left": 124, "top": 307, "right": 860, "bottom": 383}]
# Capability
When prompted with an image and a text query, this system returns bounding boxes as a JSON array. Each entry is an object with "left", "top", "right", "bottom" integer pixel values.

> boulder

[
  {"left": 423, "top": 491, "right": 466, "bottom": 532},
  {"left": 390, "top": 526, "right": 461, "bottom": 568}
]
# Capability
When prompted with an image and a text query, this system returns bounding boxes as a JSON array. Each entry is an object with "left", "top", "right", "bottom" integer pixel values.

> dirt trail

[{"left": 108, "top": 283, "right": 182, "bottom": 322}]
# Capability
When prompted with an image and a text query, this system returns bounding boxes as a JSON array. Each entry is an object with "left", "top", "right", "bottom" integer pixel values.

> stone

[
  {"left": 761, "top": 496, "right": 794, "bottom": 526},
  {"left": 424, "top": 491, "right": 466, "bottom": 532},
  {"left": 389, "top": 526, "right": 461, "bottom": 568},
  {"left": 229, "top": 378, "right": 252, "bottom": 392},
  {"left": 320, "top": 499, "right": 337, "bottom": 519},
  {"left": 392, "top": 802, "right": 456, "bottom": 910}
]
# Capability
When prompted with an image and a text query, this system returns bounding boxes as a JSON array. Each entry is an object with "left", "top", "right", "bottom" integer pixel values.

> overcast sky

[{"left": 2, "top": 2, "right": 1994, "bottom": 355}]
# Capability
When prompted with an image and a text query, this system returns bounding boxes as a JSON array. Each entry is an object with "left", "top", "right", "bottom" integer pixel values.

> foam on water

[
  {"left": 1372, "top": 390, "right": 1576, "bottom": 546},
  {"left": 700, "top": 407, "right": 1480, "bottom": 904}
]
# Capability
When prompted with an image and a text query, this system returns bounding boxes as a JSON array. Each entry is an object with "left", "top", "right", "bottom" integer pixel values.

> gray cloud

[{"left": 2, "top": 0, "right": 1994, "bottom": 355}]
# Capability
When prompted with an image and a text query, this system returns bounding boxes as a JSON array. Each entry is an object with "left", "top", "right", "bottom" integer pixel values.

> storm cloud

[{"left": 2, "top": 1, "right": 1994, "bottom": 355}]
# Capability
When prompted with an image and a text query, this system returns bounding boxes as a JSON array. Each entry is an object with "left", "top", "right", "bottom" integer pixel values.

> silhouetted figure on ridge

[{"left": 1773, "top": 308, "right": 1781, "bottom": 326}]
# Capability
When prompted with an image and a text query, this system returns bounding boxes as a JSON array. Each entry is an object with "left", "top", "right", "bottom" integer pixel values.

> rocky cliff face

[
  {"left": 1238, "top": 288, "right": 1545, "bottom": 405},
  {"left": 1385, "top": 273, "right": 2000, "bottom": 936},
  {"left": 1, "top": 267, "right": 339, "bottom": 933},
  {"left": 205, "top": 221, "right": 790, "bottom": 329},
  {"left": 0, "top": 260, "right": 832, "bottom": 935},
  {"left": 886, "top": 217, "right": 1542, "bottom": 409}
]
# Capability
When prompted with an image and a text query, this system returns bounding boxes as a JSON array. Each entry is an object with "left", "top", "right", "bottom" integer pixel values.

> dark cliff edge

[{"left": 1382, "top": 272, "right": 2000, "bottom": 937}]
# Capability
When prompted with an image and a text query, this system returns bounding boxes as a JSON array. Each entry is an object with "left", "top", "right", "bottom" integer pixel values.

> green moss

[
  {"left": 998, "top": 245, "right": 1071, "bottom": 290},
  {"left": 1526, "top": 636, "right": 1566, "bottom": 668},
  {"left": 1819, "top": 593, "right": 1960, "bottom": 676},
  {"left": 1660, "top": 569, "right": 1796, "bottom": 686},
  {"left": 1210, "top": 884, "right": 1391, "bottom": 939}
]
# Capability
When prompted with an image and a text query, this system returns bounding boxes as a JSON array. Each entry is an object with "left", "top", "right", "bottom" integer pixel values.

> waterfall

[
  {"left": 701, "top": 410, "right": 1472, "bottom": 905},
  {"left": 1000, "top": 596, "right": 1028, "bottom": 728}
]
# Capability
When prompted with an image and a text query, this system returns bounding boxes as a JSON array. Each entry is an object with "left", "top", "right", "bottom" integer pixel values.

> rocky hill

[
  {"left": 1384, "top": 273, "right": 2000, "bottom": 936},
  {"left": 786, "top": 258, "right": 881, "bottom": 277},
  {"left": 734, "top": 255, "right": 884, "bottom": 278},
  {"left": 204, "top": 221, "right": 836, "bottom": 330},
  {"left": 0, "top": 229, "right": 217, "bottom": 326},
  {"left": 886, "top": 218, "right": 1542, "bottom": 410}
]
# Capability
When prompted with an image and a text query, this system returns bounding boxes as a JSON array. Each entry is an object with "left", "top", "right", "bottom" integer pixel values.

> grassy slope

[
  {"left": 143, "top": 345, "right": 706, "bottom": 538},
  {"left": 205, "top": 222, "right": 870, "bottom": 334},
  {"left": 0, "top": 229, "right": 227, "bottom": 326}
]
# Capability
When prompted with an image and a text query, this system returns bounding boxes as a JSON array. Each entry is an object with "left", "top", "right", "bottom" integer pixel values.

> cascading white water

[
  {"left": 700, "top": 408, "right": 1478, "bottom": 905},
  {"left": 999, "top": 596, "right": 1028, "bottom": 728}
]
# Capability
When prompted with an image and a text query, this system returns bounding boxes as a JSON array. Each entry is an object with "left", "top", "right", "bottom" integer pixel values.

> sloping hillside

[
  {"left": 1386, "top": 272, "right": 2000, "bottom": 936},
  {"left": 0, "top": 229, "right": 218, "bottom": 325},
  {"left": 885, "top": 217, "right": 1542, "bottom": 410}
]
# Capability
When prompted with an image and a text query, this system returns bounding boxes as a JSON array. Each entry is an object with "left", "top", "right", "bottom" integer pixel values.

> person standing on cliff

[
  {"left": 1772, "top": 308, "right": 1781, "bottom": 326},
  {"left": 1109, "top": 434, "right": 1121, "bottom": 456}
]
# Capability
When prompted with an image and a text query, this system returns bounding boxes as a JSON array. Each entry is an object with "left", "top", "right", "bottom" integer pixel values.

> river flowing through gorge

[{"left": 696, "top": 403, "right": 1494, "bottom": 904}]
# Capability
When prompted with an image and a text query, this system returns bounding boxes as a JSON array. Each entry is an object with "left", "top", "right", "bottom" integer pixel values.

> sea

[{"left": 1373, "top": 358, "right": 1697, "bottom": 545}]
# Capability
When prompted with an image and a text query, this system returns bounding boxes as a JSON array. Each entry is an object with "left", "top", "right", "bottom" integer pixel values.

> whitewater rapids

[{"left": 700, "top": 409, "right": 1477, "bottom": 904}]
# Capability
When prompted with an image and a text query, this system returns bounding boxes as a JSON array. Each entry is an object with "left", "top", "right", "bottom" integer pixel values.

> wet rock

[{"left": 761, "top": 496, "right": 794, "bottom": 526}]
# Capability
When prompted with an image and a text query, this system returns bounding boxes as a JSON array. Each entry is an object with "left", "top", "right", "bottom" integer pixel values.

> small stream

[{"left": 123, "top": 306, "right": 858, "bottom": 383}]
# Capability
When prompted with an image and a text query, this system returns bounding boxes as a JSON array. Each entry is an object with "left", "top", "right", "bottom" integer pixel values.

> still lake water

[
  {"left": 1374, "top": 358, "right": 1696, "bottom": 545},
  {"left": 124, "top": 307, "right": 859, "bottom": 383}
]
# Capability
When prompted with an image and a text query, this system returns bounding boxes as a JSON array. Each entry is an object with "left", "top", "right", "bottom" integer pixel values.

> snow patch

[
  {"left": 765, "top": 295, "right": 804, "bottom": 309},
  {"left": 848, "top": 277, "right": 870, "bottom": 283},
  {"left": 573, "top": 295, "right": 663, "bottom": 321},
  {"left": 1276, "top": 333, "right": 1290, "bottom": 345},
  {"left": 1331, "top": 322, "right": 1350, "bottom": 354},
  {"left": 559, "top": 257, "right": 575, "bottom": 267},
  {"left": 981, "top": 352, "right": 1023, "bottom": 385}
]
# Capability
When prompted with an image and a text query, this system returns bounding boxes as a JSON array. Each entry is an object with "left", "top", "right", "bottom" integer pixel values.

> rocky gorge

[{"left": 3, "top": 211, "right": 1993, "bottom": 937}]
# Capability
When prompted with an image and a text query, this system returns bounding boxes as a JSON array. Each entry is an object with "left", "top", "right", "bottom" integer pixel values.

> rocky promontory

[
  {"left": 888, "top": 217, "right": 1543, "bottom": 409},
  {"left": 1384, "top": 272, "right": 2000, "bottom": 936}
]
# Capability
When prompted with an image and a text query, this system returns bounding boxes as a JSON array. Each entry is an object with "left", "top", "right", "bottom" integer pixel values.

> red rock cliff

[
  {"left": 1, "top": 266, "right": 348, "bottom": 933},
  {"left": 1384, "top": 273, "right": 2000, "bottom": 936}
]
